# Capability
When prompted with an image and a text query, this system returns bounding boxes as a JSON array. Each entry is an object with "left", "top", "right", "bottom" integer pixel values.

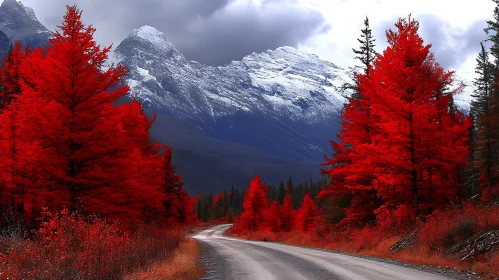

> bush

[
  {"left": 418, "top": 203, "right": 499, "bottom": 253},
  {"left": 0, "top": 209, "right": 183, "bottom": 280}
]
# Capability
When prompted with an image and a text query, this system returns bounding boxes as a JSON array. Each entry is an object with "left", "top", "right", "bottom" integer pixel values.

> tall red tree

[
  {"left": 359, "top": 16, "right": 471, "bottom": 218},
  {"left": 264, "top": 201, "right": 281, "bottom": 232},
  {"left": 239, "top": 175, "right": 268, "bottom": 231},
  {"left": 322, "top": 41, "right": 380, "bottom": 229},
  {"left": 14, "top": 6, "right": 166, "bottom": 221},
  {"left": 279, "top": 187, "right": 295, "bottom": 232},
  {"left": 296, "top": 193, "right": 319, "bottom": 232}
]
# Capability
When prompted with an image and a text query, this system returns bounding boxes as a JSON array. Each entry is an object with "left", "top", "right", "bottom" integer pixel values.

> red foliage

[
  {"left": 213, "top": 193, "right": 225, "bottom": 208},
  {"left": 419, "top": 203, "right": 499, "bottom": 252},
  {"left": 0, "top": 42, "right": 38, "bottom": 222},
  {"left": 236, "top": 175, "right": 268, "bottom": 231},
  {"left": 279, "top": 187, "right": 296, "bottom": 232},
  {"left": 0, "top": 209, "right": 182, "bottom": 279},
  {"left": 0, "top": 5, "right": 200, "bottom": 228},
  {"left": 361, "top": 16, "right": 470, "bottom": 219},
  {"left": 296, "top": 193, "right": 319, "bottom": 232},
  {"left": 263, "top": 201, "right": 282, "bottom": 232},
  {"left": 322, "top": 16, "right": 471, "bottom": 231},
  {"left": 160, "top": 146, "right": 197, "bottom": 226}
]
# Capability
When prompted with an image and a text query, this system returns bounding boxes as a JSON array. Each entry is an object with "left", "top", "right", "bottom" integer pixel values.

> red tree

[
  {"left": 296, "top": 193, "right": 319, "bottom": 232},
  {"left": 14, "top": 6, "right": 166, "bottom": 221},
  {"left": 322, "top": 38, "right": 380, "bottom": 229},
  {"left": 264, "top": 201, "right": 281, "bottom": 232},
  {"left": 279, "top": 187, "right": 295, "bottom": 232},
  {"left": 359, "top": 16, "right": 471, "bottom": 218},
  {"left": 239, "top": 175, "right": 268, "bottom": 231},
  {"left": 0, "top": 42, "right": 44, "bottom": 223},
  {"left": 322, "top": 16, "right": 470, "bottom": 230}
]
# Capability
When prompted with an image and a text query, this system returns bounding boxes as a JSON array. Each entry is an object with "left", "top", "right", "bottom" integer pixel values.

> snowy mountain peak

[
  {"left": 115, "top": 28, "right": 353, "bottom": 124},
  {"left": 128, "top": 25, "right": 177, "bottom": 54}
]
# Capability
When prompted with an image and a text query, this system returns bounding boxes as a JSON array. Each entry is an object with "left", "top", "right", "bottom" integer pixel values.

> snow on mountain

[
  {"left": 115, "top": 26, "right": 353, "bottom": 124},
  {"left": 0, "top": 0, "right": 52, "bottom": 48}
]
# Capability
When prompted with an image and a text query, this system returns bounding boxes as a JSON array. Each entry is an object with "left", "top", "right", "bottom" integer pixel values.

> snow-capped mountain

[
  {"left": 115, "top": 26, "right": 353, "bottom": 125},
  {"left": 0, "top": 0, "right": 51, "bottom": 49}
]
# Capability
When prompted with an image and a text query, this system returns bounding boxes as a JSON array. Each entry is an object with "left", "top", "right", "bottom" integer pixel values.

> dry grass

[{"left": 125, "top": 238, "right": 205, "bottom": 280}]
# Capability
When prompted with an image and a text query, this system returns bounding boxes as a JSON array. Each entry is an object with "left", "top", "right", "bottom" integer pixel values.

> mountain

[
  {"left": 0, "top": 30, "right": 10, "bottom": 58},
  {"left": 0, "top": 0, "right": 51, "bottom": 49},
  {"left": 114, "top": 26, "right": 354, "bottom": 162},
  {"left": 150, "top": 114, "right": 321, "bottom": 194}
]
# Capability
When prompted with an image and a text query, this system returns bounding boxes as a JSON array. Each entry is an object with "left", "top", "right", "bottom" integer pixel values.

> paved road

[{"left": 193, "top": 224, "right": 456, "bottom": 280}]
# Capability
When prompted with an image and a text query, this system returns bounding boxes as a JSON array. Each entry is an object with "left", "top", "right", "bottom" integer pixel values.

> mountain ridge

[
  {"left": 0, "top": 0, "right": 51, "bottom": 49},
  {"left": 115, "top": 25, "right": 354, "bottom": 124}
]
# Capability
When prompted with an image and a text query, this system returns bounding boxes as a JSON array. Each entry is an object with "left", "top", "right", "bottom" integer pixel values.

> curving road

[{"left": 193, "top": 224, "right": 457, "bottom": 280}]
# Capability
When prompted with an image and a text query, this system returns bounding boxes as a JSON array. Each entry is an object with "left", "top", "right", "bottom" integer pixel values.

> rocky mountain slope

[
  {"left": 0, "top": 30, "right": 10, "bottom": 58},
  {"left": 115, "top": 26, "right": 352, "bottom": 124},
  {"left": 0, "top": 0, "right": 51, "bottom": 49},
  {"left": 114, "top": 26, "right": 355, "bottom": 162}
]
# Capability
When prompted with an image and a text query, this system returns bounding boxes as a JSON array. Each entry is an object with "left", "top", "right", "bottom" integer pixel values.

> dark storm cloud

[
  {"left": 375, "top": 14, "right": 489, "bottom": 69},
  {"left": 22, "top": 0, "right": 328, "bottom": 66}
]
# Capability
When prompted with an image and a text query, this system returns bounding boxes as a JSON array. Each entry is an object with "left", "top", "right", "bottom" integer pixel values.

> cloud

[
  {"left": 19, "top": 0, "right": 328, "bottom": 66},
  {"left": 376, "top": 14, "right": 489, "bottom": 69}
]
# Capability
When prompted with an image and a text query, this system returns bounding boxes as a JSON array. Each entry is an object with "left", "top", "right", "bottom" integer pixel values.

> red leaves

[
  {"left": 296, "top": 193, "right": 319, "bottom": 232},
  {"left": 279, "top": 188, "right": 295, "bottom": 232},
  {"left": 0, "top": 209, "right": 183, "bottom": 279},
  {"left": 238, "top": 175, "right": 269, "bottom": 231},
  {"left": 233, "top": 176, "right": 318, "bottom": 234},
  {"left": 322, "top": 16, "right": 471, "bottom": 231},
  {"left": 0, "top": 5, "right": 197, "bottom": 227},
  {"left": 213, "top": 193, "right": 225, "bottom": 208}
]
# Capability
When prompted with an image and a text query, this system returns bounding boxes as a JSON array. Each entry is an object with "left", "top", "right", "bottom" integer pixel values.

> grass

[{"left": 125, "top": 238, "right": 205, "bottom": 280}]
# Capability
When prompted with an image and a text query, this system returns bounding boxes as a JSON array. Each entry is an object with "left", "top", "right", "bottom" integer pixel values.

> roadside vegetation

[{"left": 224, "top": 8, "right": 499, "bottom": 280}]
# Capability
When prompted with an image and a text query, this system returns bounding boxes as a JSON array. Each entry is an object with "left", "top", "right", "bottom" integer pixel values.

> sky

[{"left": 7, "top": 0, "right": 497, "bottom": 99}]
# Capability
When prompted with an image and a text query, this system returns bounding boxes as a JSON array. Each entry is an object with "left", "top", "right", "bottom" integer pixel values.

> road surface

[{"left": 193, "top": 224, "right": 457, "bottom": 280}]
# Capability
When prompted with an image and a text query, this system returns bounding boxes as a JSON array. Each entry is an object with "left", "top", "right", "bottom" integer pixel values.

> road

[{"left": 193, "top": 224, "right": 457, "bottom": 280}]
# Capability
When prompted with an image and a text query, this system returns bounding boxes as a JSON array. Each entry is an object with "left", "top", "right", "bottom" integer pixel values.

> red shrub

[{"left": 0, "top": 209, "right": 183, "bottom": 279}]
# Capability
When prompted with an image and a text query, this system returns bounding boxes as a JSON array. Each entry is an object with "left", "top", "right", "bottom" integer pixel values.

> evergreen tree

[
  {"left": 470, "top": 42, "right": 494, "bottom": 195},
  {"left": 483, "top": 0, "right": 499, "bottom": 199},
  {"left": 341, "top": 16, "right": 376, "bottom": 100},
  {"left": 353, "top": 16, "right": 377, "bottom": 76},
  {"left": 277, "top": 178, "right": 285, "bottom": 204}
]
